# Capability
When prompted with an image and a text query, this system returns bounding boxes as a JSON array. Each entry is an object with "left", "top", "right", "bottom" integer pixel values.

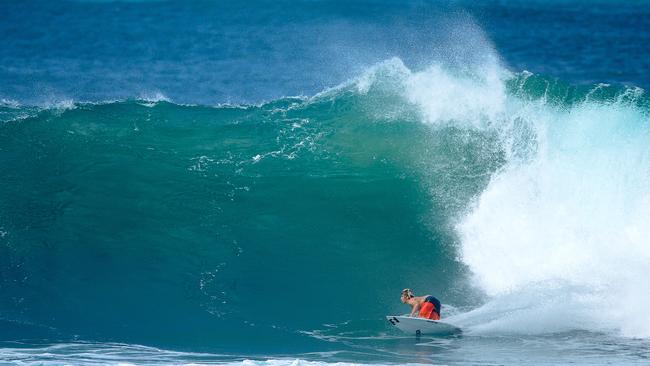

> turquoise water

[
  {"left": 3, "top": 61, "right": 650, "bottom": 364},
  {"left": 2, "top": 1, "right": 650, "bottom": 365}
]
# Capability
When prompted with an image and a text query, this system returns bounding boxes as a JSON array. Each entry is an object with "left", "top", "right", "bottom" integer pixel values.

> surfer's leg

[
  {"left": 433, "top": 298, "right": 441, "bottom": 319},
  {"left": 430, "top": 309, "right": 440, "bottom": 320},
  {"left": 419, "top": 302, "right": 434, "bottom": 318}
]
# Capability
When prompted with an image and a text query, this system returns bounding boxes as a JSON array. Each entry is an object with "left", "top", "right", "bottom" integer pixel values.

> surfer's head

[{"left": 401, "top": 288, "right": 414, "bottom": 303}]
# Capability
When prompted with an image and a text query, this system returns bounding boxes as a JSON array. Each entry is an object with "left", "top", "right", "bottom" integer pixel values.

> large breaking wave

[
  {"left": 1, "top": 53, "right": 649, "bottom": 353},
  {"left": 338, "top": 56, "right": 650, "bottom": 338}
]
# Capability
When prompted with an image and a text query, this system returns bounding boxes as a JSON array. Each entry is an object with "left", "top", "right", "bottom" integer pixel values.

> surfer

[{"left": 401, "top": 288, "right": 441, "bottom": 320}]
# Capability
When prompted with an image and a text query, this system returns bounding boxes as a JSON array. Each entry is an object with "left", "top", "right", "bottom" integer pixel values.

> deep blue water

[
  {"left": 2, "top": 1, "right": 650, "bottom": 365},
  {"left": 2, "top": 0, "right": 650, "bottom": 105}
]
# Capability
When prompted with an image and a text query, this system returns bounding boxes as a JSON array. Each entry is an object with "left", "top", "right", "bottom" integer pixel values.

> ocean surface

[{"left": 1, "top": 1, "right": 650, "bottom": 365}]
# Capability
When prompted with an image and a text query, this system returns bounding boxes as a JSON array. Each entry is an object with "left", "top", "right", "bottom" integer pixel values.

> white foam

[
  {"left": 435, "top": 77, "right": 650, "bottom": 337},
  {"left": 0, "top": 341, "right": 433, "bottom": 366},
  {"left": 352, "top": 47, "right": 650, "bottom": 339},
  {"left": 404, "top": 61, "right": 508, "bottom": 128},
  {"left": 0, "top": 98, "right": 21, "bottom": 108},
  {"left": 138, "top": 91, "right": 171, "bottom": 106},
  {"left": 31, "top": 98, "right": 78, "bottom": 111}
]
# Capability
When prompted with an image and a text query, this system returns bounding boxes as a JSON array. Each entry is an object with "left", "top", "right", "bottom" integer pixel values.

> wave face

[
  {"left": 1, "top": 56, "right": 650, "bottom": 360},
  {"left": 0, "top": 59, "right": 497, "bottom": 351}
]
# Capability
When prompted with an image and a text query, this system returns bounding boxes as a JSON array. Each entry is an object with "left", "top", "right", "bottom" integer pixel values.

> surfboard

[{"left": 386, "top": 315, "right": 461, "bottom": 336}]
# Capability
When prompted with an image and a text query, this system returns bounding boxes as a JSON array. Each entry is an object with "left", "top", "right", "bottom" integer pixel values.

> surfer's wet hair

[{"left": 401, "top": 288, "right": 414, "bottom": 299}]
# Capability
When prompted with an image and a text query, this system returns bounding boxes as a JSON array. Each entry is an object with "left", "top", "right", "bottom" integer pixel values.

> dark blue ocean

[
  {"left": 3, "top": 0, "right": 650, "bottom": 105},
  {"left": 2, "top": 1, "right": 650, "bottom": 365}
]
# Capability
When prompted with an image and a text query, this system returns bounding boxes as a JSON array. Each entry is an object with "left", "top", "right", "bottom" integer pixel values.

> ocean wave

[{"left": 1, "top": 57, "right": 649, "bottom": 350}]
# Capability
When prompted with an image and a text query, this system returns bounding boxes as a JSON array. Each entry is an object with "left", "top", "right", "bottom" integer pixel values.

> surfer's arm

[{"left": 409, "top": 304, "right": 420, "bottom": 317}]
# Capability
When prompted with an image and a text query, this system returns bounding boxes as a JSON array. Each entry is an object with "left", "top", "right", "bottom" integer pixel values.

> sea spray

[
  {"left": 402, "top": 68, "right": 650, "bottom": 337},
  {"left": 345, "top": 54, "right": 650, "bottom": 338}
]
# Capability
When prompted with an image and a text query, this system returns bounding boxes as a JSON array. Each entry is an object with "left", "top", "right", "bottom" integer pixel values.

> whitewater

[{"left": 337, "top": 54, "right": 650, "bottom": 339}]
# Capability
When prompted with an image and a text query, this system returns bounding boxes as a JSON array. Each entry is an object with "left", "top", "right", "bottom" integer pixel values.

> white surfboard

[{"left": 386, "top": 315, "right": 461, "bottom": 336}]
